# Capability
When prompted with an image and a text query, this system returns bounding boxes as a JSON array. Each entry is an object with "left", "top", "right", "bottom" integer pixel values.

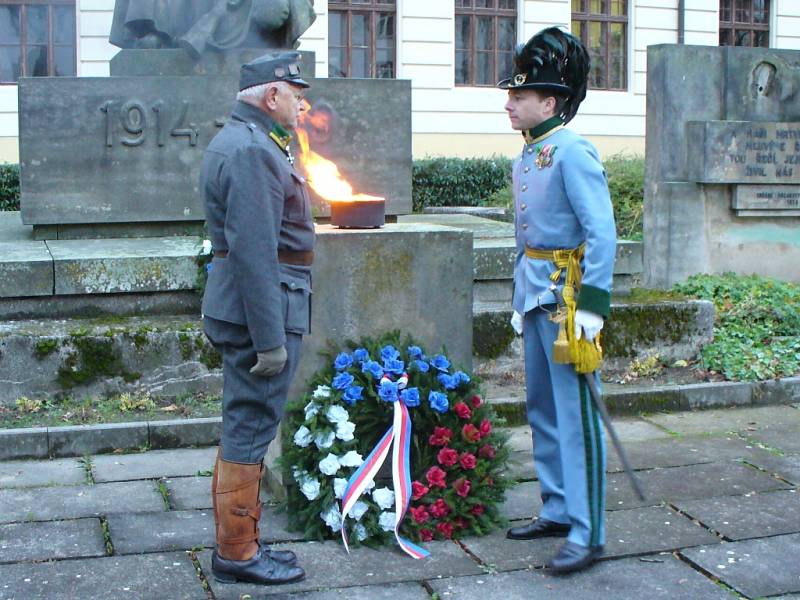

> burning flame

[{"left": 296, "top": 100, "right": 383, "bottom": 203}]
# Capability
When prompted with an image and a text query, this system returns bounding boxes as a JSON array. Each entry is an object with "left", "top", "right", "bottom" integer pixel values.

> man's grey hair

[{"left": 236, "top": 81, "right": 287, "bottom": 104}]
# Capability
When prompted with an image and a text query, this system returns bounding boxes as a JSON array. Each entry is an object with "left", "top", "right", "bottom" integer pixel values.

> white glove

[
  {"left": 574, "top": 309, "right": 604, "bottom": 341},
  {"left": 510, "top": 311, "right": 524, "bottom": 336}
]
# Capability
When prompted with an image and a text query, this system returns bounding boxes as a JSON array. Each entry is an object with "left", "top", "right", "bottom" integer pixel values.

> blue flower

[
  {"left": 438, "top": 373, "right": 457, "bottom": 390},
  {"left": 362, "top": 360, "right": 384, "bottom": 379},
  {"left": 454, "top": 371, "right": 471, "bottom": 386},
  {"left": 407, "top": 345, "right": 423, "bottom": 360},
  {"left": 378, "top": 380, "right": 399, "bottom": 402},
  {"left": 414, "top": 360, "right": 430, "bottom": 373},
  {"left": 353, "top": 348, "right": 370, "bottom": 363},
  {"left": 428, "top": 391, "right": 449, "bottom": 413},
  {"left": 332, "top": 372, "right": 354, "bottom": 390},
  {"left": 334, "top": 352, "right": 353, "bottom": 371},
  {"left": 383, "top": 358, "right": 405, "bottom": 375},
  {"left": 430, "top": 354, "right": 451, "bottom": 372},
  {"left": 343, "top": 385, "right": 363, "bottom": 405},
  {"left": 400, "top": 387, "right": 420, "bottom": 407},
  {"left": 380, "top": 345, "right": 400, "bottom": 362}
]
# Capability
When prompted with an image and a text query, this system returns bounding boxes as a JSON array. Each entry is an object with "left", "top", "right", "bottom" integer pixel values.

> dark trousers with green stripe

[{"left": 523, "top": 308, "right": 606, "bottom": 548}]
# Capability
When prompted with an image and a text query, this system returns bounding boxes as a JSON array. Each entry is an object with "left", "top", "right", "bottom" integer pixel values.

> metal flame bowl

[{"left": 329, "top": 198, "right": 385, "bottom": 228}]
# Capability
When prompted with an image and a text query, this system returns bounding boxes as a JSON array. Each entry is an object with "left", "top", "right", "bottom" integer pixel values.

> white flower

[
  {"left": 300, "top": 477, "right": 320, "bottom": 501},
  {"left": 326, "top": 405, "right": 350, "bottom": 424},
  {"left": 339, "top": 450, "right": 363, "bottom": 468},
  {"left": 293, "top": 426, "right": 313, "bottom": 448},
  {"left": 313, "top": 385, "right": 332, "bottom": 400},
  {"left": 292, "top": 467, "right": 307, "bottom": 482},
  {"left": 379, "top": 511, "right": 396, "bottom": 532},
  {"left": 333, "top": 477, "right": 348, "bottom": 499},
  {"left": 304, "top": 401, "right": 320, "bottom": 421},
  {"left": 314, "top": 430, "right": 335, "bottom": 450},
  {"left": 319, "top": 453, "right": 341, "bottom": 476},
  {"left": 372, "top": 487, "right": 395, "bottom": 510},
  {"left": 320, "top": 504, "right": 342, "bottom": 532},
  {"left": 335, "top": 420, "right": 355, "bottom": 442},
  {"left": 354, "top": 523, "right": 368, "bottom": 541},
  {"left": 201, "top": 239, "right": 212, "bottom": 255},
  {"left": 349, "top": 500, "right": 369, "bottom": 521},
  {"left": 364, "top": 479, "right": 375, "bottom": 491}
]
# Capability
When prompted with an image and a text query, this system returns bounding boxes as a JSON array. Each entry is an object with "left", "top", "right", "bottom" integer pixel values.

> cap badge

[{"left": 514, "top": 73, "right": 527, "bottom": 86}]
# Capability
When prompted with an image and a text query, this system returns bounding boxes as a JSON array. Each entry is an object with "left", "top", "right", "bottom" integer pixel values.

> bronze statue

[{"left": 109, "top": 0, "right": 316, "bottom": 58}]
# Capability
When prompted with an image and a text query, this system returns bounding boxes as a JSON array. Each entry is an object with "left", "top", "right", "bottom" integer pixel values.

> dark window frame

[
  {"left": 719, "top": 0, "right": 771, "bottom": 48},
  {"left": 571, "top": 0, "right": 629, "bottom": 91},
  {"left": 328, "top": 0, "right": 396, "bottom": 79},
  {"left": 0, "top": 0, "right": 76, "bottom": 84},
  {"left": 455, "top": 0, "right": 517, "bottom": 88}
]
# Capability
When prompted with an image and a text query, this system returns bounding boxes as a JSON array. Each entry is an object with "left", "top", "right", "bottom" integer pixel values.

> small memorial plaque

[
  {"left": 687, "top": 121, "right": 800, "bottom": 185},
  {"left": 733, "top": 185, "right": 800, "bottom": 217}
]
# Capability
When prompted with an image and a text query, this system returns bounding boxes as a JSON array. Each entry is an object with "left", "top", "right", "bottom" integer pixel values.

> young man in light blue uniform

[{"left": 498, "top": 28, "right": 617, "bottom": 574}]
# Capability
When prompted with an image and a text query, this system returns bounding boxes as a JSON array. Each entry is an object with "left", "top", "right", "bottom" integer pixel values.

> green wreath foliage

[{"left": 280, "top": 332, "right": 512, "bottom": 548}]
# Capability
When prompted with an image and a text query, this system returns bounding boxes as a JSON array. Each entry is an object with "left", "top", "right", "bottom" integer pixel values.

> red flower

[
  {"left": 478, "top": 444, "right": 496, "bottom": 459},
  {"left": 459, "top": 452, "right": 477, "bottom": 470},
  {"left": 454, "top": 402, "right": 472, "bottom": 419},
  {"left": 479, "top": 419, "right": 492, "bottom": 437},
  {"left": 484, "top": 477, "right": 494, "bottom": 488},
  {"left": 436, "top": 522, "right": 454, "bottom": 539},
  {"left": 419, "top": 528, "right": 434, "bottom": 542},
  {"left": 410, "top": 505, "right": 430, "bottom": 524},
  {"left": 426, "top": 466, "right": 447, "bottom": 488},
  {"left": 430, "top": 498, "right": 451, "bottom": 519},
  {"left": 437, "top": 447, "right": 458, "bottom": 467},
  {"left": 454, "top": 517, "right": 468, "bottom": 530},
  {"left": 429, "top": 426, "right": 453, "bottom": 447},
  {"left": 411, "top": 481, "right": 429, "bottom": 500},
  {"left": 471, "top": 395, "right": 483, "bottom": 409},
  {"left": 454, "top": 477, "right": 471, "bottom": 498},
  {"left": 462, "top": 424, "right": 481, "bottom": 443},
  {"left": 470, "top": 504, "right": 485, "bottom": 516}
]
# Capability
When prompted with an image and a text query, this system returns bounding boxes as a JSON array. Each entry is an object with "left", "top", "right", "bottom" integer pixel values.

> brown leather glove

[{"left": 250, "top": 345, "right": 287, "bottom": 377}]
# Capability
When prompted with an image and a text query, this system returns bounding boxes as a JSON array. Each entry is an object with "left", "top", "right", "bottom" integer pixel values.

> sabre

[{"left": 549, "top": 284, "right": 646, "bottom": 501}]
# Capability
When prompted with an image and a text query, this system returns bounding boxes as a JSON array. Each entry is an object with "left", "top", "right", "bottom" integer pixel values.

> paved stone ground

[{"left": 1, "top": 404, "right": 800, "bottom": 599}]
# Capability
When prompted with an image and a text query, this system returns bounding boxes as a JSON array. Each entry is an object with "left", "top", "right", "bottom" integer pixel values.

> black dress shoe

[
  {"left": 506, "top": 518, "right": 571, "bottom": 540},
  {"left": 212, "top": 546, "right": 305, "bottom": 585},
  {"left": 263, "top": 546, "right": 297, "bottom": 565},
  {"left": 547, "top": 541, "right": 604, "bottom": 574}
]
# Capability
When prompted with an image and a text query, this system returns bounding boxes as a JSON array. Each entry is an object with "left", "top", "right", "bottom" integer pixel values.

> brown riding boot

[
  {"left": 211, "top": 447, "right": 220, "bottom": 538},
  {"left": 211, "top": 459, "right": 304, "bottom": 585}
]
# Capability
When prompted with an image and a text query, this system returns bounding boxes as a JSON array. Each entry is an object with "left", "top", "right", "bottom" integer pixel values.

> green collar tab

[
  {"left": 269, "top": 124, "right": 292, "bottom": 151},
  {"left": 524, "top": 116, "right": 564, "bottom": 143}
]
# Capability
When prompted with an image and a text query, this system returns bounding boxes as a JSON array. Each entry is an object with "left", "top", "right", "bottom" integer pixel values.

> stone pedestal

[{"left": 644, "top": 45, "right": 800, "bottom": 288}]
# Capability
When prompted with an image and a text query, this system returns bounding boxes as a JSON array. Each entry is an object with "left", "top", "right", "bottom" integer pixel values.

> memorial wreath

[{"left": 281, "top": 333, "right": 511, "bottom": 558}]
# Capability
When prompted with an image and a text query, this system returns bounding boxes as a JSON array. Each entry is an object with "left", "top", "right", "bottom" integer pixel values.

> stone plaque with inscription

[
  {"left": 687, "top": 120, "right": 800, "bottom": 184},
  {"left": 733, "top": 185, "right": 800, "bottom": 217},
  {"left": 18, "top": 75, "right": 412, "bottom": 226}
]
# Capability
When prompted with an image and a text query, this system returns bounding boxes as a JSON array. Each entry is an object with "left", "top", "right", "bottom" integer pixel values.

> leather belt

[{"left": 213, "top": 249, "right": 314, "bottom": 266}]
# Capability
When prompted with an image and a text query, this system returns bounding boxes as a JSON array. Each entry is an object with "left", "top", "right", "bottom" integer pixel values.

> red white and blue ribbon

[{"left": 340, "top": 396, "right": 430, "bottom": 559}]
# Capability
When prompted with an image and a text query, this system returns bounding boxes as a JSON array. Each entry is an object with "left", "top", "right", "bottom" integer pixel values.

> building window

[
  {"left": 455, "top": 0, "right": 516, "bottom": 87},
  {"left": 719, "top": 0, "right": 770, "bottom": 47},
  {"left": 329, "top": 0, "right": 396, "bottom": 78},
  {"left": 0, "top": 0, "right": 76, "bottom": 83},
  {"left": 571, "top": 0, "right": 628, "bottom": 91}
]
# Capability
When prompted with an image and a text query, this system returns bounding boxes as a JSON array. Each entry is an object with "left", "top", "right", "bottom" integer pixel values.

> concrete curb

[{"left": 2, "top": 376, "right": 798, "bottom": 460}]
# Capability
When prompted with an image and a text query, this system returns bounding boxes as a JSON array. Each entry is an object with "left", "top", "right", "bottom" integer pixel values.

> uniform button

[
  {"left": 524, "top": 166, "right": 530, "bottom": 173},
  {"left": 527, "top": 147, "right": 534, "bottom": 154},
  {"left": 522, "top": 223, "right": 528, "bottom": 229},
  {"left": 521, "top": 185, "right": 528, "bottom": 192},
  {"left": 289, "top": 283, "right": 297, "bottom": 290},
  {"left": 520, "top": 203, "right": 527, "bottom": 210}
]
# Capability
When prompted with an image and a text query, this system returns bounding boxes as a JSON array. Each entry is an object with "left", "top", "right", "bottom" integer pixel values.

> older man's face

[{"left": 271, "top": 82, "right": 307, "bottom": 130}]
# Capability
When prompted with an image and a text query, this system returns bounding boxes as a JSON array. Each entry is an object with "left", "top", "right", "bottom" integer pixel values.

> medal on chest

[{"left": 535, "top": 144, "right": 557, "bottom": 169}]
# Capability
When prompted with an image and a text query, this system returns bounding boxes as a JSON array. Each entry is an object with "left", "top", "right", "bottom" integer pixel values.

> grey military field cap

[{"left": 239, "top": 51, "right": 311, "bottom": 91}]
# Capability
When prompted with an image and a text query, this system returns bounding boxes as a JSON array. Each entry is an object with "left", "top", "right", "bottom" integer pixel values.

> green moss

[
  {"left": 200, "top": 344, "right": 222, "bottom": 370},
  {"left": 34, "top": 339, "right": 59, "bottom": 360},
  {"left": 178, "top": 332, "right": 194, "bottom": 360},
  {"left": 57, "top": 334, "right": 139, "bottom": 389},
  {"left": 622, "top": 287, "right": 687, "bottom": 304},
  {"left": 473, "top": 311, "right": 515, "bottom": 359},
  {"left": 603, "top": 303, "right": 701, "bottom": 358}
]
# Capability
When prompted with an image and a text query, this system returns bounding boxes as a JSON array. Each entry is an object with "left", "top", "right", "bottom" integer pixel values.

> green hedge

[
  {"left": 412, "top": 153, "right": 644, "bottom": 241},
  {"left": 0, "top": 163, "right": 20, "bottom": 211}
]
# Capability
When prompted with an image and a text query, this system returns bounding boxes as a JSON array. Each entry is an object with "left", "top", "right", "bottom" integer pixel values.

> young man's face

[{"left": 504, "top": 89, "right": 555, "bottom": 131}]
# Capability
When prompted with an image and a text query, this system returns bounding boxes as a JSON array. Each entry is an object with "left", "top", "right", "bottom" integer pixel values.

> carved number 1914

[{"left": 100, "top": 100, "right": 199, "bottom": 148}]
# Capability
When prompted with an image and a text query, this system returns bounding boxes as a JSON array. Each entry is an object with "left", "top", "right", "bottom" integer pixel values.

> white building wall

[{"left": 1, "top": 0, "right": 800, "bottom": 162}]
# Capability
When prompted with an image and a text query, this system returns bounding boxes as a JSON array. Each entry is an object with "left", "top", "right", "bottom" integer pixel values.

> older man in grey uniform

[{"left": 201, "top": 52, "right": 314, "bottom": 586}]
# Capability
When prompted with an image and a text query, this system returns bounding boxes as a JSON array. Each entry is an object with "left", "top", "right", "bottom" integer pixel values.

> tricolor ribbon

[{"left": 340, "top": 396, "right": 430, "bottom": 559}]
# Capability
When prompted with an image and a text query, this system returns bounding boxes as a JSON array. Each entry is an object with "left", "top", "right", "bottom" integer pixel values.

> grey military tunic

[{"left": 201, "top": 100, "right": 315, "bottom": 463}]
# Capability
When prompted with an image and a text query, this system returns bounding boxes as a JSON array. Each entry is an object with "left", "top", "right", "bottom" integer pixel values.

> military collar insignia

[
  {"left": 523, "top": 116, "right": 565, "bottom": 145},
  {"left": 535, "top": 144, "right": 557, "bottom": 169},
  {"left": 269, "top": 124, "right": 295, "bottom": 165}
]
